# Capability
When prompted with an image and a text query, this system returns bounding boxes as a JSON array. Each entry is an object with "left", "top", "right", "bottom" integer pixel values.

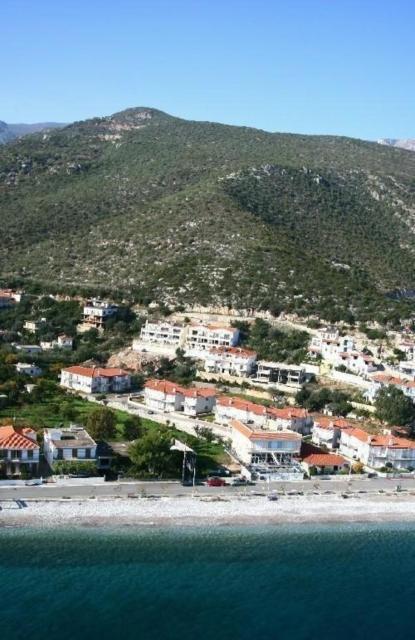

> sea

[{"left": 1, "top": 523, "right": 414, "bottom": 640}]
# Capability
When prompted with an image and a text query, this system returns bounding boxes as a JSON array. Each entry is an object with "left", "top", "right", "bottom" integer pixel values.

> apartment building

[
  {"left": 339, "top": 428, "right": 415, "bottom": 470},
  {"left": 202, "top": 346, "right": 257, "bottom": 377},
  {"left": 215, "top": 396, "right": 312, "bottom": 434},
  {"left": 61, "top": 366, "right": 131, "bottom": 394},
  {"left": 184, "top": 323, "right": 240, "bottom": 357},
  {"left": 255, "top": 361, "right": 306, "bottom": 386},
  {"left": 365, "top": 374, "right": 415, "bottom": 403},
  {"left": 230, "top": 419, "right": 301, "bottom": 467},
  {"left": 144, "top": 379, "right": 216, "bottom": 415},
  {"left": 78, "top": 299, "right": 119, "bottom": 332}
]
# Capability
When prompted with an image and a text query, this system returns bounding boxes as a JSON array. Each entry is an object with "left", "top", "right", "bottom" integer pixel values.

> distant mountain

[
  {"left": 377, "top": 138, "right": 415, "bottom": 152},
  {"left": 1, "top": 107, "right": 415, "bottom": 324},
  {"left": 0, "top": 121, "right": 65, "bottom": 144}
]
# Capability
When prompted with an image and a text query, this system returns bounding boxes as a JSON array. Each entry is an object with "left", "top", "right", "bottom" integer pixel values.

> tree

[
  {"left": 123, "top": 416, "right": 142, "bottom": 441},
  {"left": 375, "top": 385, "right": 415, "bottom": 427},
  {"left": 128, "top": 430, "right": 181, "bottom": 478},
  {"left": 86, "top": 407, "right": 116, "bottom": 440},
  {"left": 61, "top": 401, "right": 78, "bottom": 422}
]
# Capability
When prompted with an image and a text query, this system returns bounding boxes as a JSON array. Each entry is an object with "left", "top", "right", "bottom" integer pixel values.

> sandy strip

[{"left": 2, "top": 494, "right": 415, "bottom": 528}]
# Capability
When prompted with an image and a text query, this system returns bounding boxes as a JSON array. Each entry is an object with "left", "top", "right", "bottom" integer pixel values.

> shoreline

[{"left": 3, "top": 493, "right": 415, "bottom": 529}]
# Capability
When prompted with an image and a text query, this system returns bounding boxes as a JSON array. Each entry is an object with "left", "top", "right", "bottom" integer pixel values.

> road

[
  {"left": 1, "top": 477, "right": 415, "bottom": 501},
  {"left": 103, "top": 394, "right": 231, "bottom": 439}
]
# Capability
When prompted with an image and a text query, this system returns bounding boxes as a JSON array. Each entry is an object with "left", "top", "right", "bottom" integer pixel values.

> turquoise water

[{"left": 1, "top": 523, "right": 415, "bottom": 640}]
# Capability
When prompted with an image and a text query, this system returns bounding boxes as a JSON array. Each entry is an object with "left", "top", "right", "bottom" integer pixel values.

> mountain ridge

[{"left": 1, "top": 106, "right": 415, "bottom": 324}]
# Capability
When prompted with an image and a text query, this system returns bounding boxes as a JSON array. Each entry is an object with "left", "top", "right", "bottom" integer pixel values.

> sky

[{"left": 1, "top": 0, "right": 414, "bottom": 139}]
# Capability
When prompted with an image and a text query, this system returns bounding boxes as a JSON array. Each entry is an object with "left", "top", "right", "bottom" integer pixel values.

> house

[
  {"left": 339, "top": 428, "right": 415, "bottom": 470},
  {"left": 255, "top": 361, "right": 306, "bottom": 386},
  {"left": 23, "top": 318, "right": 46, "bottom": 333},
  {"left": 184, "top": 323, "right": 240, "bottom": 357},
  {"left": 0, "top": 425, "right": 40, "bottom": 477},
  {"left": 16, "top": 362, "right": 42, "bottom": 377},
  {"left": 136, "top": 320, "right": 186, "bottom": 348},
  {"left": 267, "top": 406, "right": 313, "bottom": 435},
  {"left": 215, "top": 396, "right": 312, "bottom": 434},
  {"left": 41, "top": 335, "right": 74, "bottom": 351},
  {"left": 78, "top": 299, "right": 118, "bottom": 332},
  {"left": 181, "top": 386, "right": 216, "bottom": 416},
  {"left": 0, "top": 289, "right": 21, "bottom": 309},
  {"left": 336, "top": 351, "right": 378, "bottom": 376},
  {"left": 230, "top": 418, "right": 302, "bottom": 467},
  {"left": 15, "top": 344, "right": 43, "bottom": 355},
  {"left": 365, "top": 374, "right": 415, "bottom": 403},
  {"left": 311, "top": 416, "right": 353, "bottom": 449},
  {"left": 302, "top": 453, "right": 349, "bottom": 475},
  {"left": 60, "top": 366, "right": 131, "bottom": 394},
  {"left": 309, "top": 329, "right": 356, "bottom": 365},
  {"left": 202, "top": 346, "right": 257, "bottom": 377},
  {"left": 144, "top": 379, "right": 216, "bottom": 415},
  {"left": 43, "top": 425, "right": 97, "bottom": 468}
]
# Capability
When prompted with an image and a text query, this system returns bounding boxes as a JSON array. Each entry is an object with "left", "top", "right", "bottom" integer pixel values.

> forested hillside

[{"left": 1, "top": 107, "right": 415, "bottom": 324}]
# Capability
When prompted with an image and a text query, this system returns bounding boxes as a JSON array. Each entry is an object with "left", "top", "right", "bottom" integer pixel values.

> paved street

[{"left": 1, "top": 476, "right": 415, "bottom": 501}]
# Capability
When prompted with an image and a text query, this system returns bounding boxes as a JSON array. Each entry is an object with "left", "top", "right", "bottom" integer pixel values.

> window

[
  {"left": 27, "top": 450, "right": 33, "bottom": 460},
  {"left": 72, "top": 448, "right": 78, "bottom": 459}
]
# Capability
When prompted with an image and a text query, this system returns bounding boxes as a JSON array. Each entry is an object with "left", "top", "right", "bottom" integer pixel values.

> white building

[
  {"left": 309, "top": 329, "right": 356, "bottom": 365},
  {"left": 79, "top": 299, "right": 119, "bottom": 331},
  {"left": 365, "top": 374, "right": 415, "bottom": 403},
  {"left": 255, "top": 361, "right": 306, "bottom": 386},
  {"left": 0, "top": 425, "right": 39, "bottom": 477},
  {"left": 203, "top": 346, "right": 257, "bottom": 377},
  {"left": 215, "top": 396, "right": 312, "bottom": 434},
  {"left": 339, "top": 427, "right": 415, "bottom": 470},
  {"left": 184, "top": 323, "right": 240, "bottom": 357},
  {"left": 137, "top": 320, "right": 186, "bottom": 348},
  {"left": 336, "top": 351, "right": 378, "bottom": 376},
  {"left": 23, "top": 318, "right": 46, "bottom": 333},
  {"left": 144, "top": 379, "right": 216, "bottom": 416},
  {"left": 41, "top": 335, "right": 74, "bottom": 351},
  {"left": 60, "top": 366, "right": 131, "bottom": 394},
  {"left": 16, "top": 362, "right": 42, "bottom": 377},
  {"left": 230, "top": 419, "right": 302, "bottom": 467},
  {"left": 311, "top": 416, "right": 353, "bottom": 449},
  {"left": 15, "top": 344, "right": 43, "bottom": 355},
  {"left": 399, "top": 340, "right": 415, "bottom": 361},
  {"left": 43, "top": 425, "right": 97, "bottom": 468}
]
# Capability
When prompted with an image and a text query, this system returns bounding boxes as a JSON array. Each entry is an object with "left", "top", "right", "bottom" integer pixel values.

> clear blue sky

[{"left": 2, "top": 0, "right": 414, "bottom": 139}]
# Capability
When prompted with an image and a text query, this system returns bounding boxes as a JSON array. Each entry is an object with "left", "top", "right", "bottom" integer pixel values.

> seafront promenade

[{"left": 1, "top": 476, "right": 415, "bottom": 501}]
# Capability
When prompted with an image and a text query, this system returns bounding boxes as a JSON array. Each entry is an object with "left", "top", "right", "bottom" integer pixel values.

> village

[{"left": 2, "top": 287, "right": 415, "bottom": 495}]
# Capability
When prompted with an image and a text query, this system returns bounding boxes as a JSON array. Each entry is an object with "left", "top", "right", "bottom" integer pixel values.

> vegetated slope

[{"left": 1, "top": 107, "right": 415, "bottom": 323}]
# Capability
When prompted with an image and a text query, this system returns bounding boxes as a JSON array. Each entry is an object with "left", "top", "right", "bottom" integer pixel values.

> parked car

[{"left": 206, "top": 477, "right": 227, "bottom": 487}]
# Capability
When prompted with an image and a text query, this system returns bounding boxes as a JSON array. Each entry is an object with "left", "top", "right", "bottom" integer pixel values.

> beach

[{"left": 3, "top": 492, "right": 415, "bottom": 528}]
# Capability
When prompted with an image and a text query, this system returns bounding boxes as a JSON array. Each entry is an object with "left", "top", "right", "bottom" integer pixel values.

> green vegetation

[
  {"left": 52, "top": 460, "right": 98, "bottom": 476},
  {"left": 236, "top": 318, "right": 309, "bottom": 364},
  {"left": 375, "top": 385, "right": 415, "bottom": 427},
  {"left": 86, "top": 407, "right": 117, "bottom": 441},
  {"left": 1, "top": 107, "right": 415, "bottom": 324},
  {"left": 295, "top": 386, "right": 353, "bottom": 416}
]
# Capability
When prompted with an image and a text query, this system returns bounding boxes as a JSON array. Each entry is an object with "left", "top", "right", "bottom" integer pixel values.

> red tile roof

[
  {"left": 63, "top": 366, "right": 129, "bottom": 378},
  {"left": 145, "top": 379, "right": 216, "bottom": 398},
  {"left": 218, "top": 396, "right": 308, "bottom": 421},
  {"left": 342, "top": 427, "right": 415, "bottom": 449},
  {"left": 303, "top": 453, "right": 347, "bottom": 467},
  {"left": 372, "top": 374, "right": 415, "bottom": 389},
  {"left": 0, "top": 426, "right": 39, "bottom": 450}
]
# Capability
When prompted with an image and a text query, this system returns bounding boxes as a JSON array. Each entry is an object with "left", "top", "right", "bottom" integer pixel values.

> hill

[
  {"left": 378, "top": 138, "right": 415, "bottom": 152},
  {"left": 1, "top": 107, "right": 415, "bottom": 324},
  {"left": 0, "top": 121, "right": 65, "bottom": 144}
]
